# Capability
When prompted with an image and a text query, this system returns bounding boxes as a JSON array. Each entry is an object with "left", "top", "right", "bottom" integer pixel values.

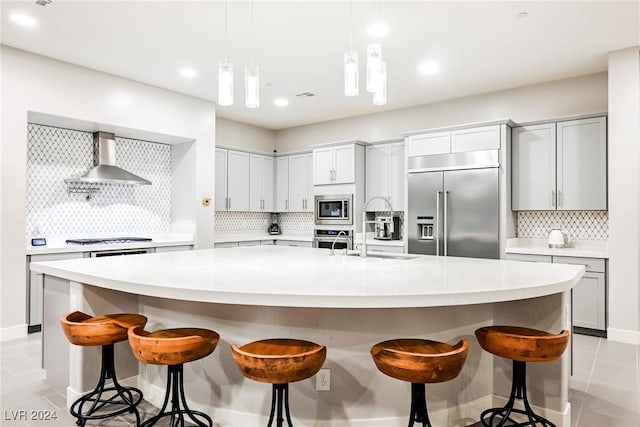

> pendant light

[
  {"left": 245, "top": 0, "right": 260, "bottom": 108},
  {"left": 344, "top": 0, "right": 358, "bottom": 96},
  {"left": 366, "top": 42, "right": 382, "bottom": 93},
  {"left": 218, "top": 0, "right": 233, "bottom": 106},
  {"left": 373, "top": 61, "right": 387, "bottom": 106}
]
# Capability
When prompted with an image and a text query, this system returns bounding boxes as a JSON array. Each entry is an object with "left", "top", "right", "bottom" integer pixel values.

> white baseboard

[
  {"left": 493, "top": 395, "right": 571, "bottom": 427},
  {"left": 0, "top": 324, "right": 27, "bottom": 342},
  {"left": 607, "top": 327, "right": 640, "bottom": 345}
]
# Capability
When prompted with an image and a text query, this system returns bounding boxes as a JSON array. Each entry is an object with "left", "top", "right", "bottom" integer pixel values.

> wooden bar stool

[
  {"left": 370, "top": 338, "right": 469, "bottom": 427},
  {"left": 60, "top": 311, "right": 147, "bottom": 427},
  {"left": 128, "top": 326, "right": 220, "bottom": 427},
  {"left": 231, "top": 338, "right": 327, "bottom": 427},
  {"left": 475, "top": 326, "right": 570, "bottom": 427}
]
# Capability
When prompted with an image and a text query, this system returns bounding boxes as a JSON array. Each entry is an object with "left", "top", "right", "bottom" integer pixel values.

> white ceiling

[{"left": 1, "top": 1, "right": 638, "bottom": 130}]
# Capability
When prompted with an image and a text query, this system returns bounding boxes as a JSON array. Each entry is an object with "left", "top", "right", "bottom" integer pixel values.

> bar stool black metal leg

[
  {"left": 480, "top": 361, "right": 555, "bottom": 427},
  {"left": 267, "top": 384, "right": 293, "bottom": 427},
  {"left": 408, "top": 383, "right": 431, "bottom": 427},
  {"left": 69, "top": 344, "right": 143, "bottom": 427},
  {"left": 141, "top": 364, "right": 212, "bottom": 427}
]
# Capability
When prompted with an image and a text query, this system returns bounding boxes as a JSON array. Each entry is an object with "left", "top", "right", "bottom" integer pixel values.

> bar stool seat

[
  {"left": 475, "top": 326, "right": 570, "bottom": 427},
  {"left": 371, "top": 338, "right": 469, "bottom": 427},
  {"left": 128, "top": 326, "right": 219, "bottom": 427},
  {"left": 231, "top": 338, "right": 326, "bottom": 427},
  {"left": 60, "top": 311, "right": 147, "bottom": 427}
]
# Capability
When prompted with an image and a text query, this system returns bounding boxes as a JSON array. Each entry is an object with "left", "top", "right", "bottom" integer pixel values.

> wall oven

[
  {"left": 314, "top": 194, "right": 353, "bottom": 225},
  {"left": 313, "top": 229, "right": 354, "bottom": 251}
]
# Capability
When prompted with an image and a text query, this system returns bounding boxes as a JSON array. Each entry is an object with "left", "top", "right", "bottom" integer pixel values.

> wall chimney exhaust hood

[{"left": 64, "top": 132, "right": 151, "bottom": 186}]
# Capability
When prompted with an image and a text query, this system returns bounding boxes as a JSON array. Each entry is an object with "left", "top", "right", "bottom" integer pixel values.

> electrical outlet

[{"left": 315, "top": 368, "right": 330, "bottom": 391}]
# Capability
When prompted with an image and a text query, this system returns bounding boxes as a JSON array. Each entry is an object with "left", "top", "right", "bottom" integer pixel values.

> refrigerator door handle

[
  {"left": 444, "top": 190, "right": 449, "bottom": 256},
  {"left": 436, "top": 191, "right": 441, "bottom": 256}
]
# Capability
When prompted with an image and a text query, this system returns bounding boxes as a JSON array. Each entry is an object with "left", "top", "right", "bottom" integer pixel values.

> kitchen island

[{"left": 31, "top": 246, "right": 584, "bottom": 426}]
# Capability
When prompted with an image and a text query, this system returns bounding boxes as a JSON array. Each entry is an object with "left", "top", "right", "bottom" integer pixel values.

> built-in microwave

[{"left": 314, "top": 194, "right": 353, "bottom": 225}]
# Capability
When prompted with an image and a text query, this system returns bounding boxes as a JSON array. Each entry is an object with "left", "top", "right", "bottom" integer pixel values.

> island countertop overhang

[{"left": 30, "top": 245, "right": 585, "bottom": 309}]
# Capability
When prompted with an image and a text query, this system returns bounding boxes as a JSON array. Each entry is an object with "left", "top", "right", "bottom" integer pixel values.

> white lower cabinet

[
  {"left": 505, "top": 253, "right": 606, "bottom": 334},
  {"left": 364, "top": 244, "right": 404, "bottom": 254},
  {"left": 28, "top": 252, "right": 84, "bottom": 328}
]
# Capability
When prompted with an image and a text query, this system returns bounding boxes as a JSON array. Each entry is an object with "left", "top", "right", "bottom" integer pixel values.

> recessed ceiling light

[
  {"left": 419, "top": 61, "right": 441, "bottom": 75},
  {"left": 367, "top": 21, "right": 389, "bottom": 38},
  {"left": 11, "top": 13, "right": 37, "bottom": 27},
  {"left": 179, "top": 68, "right": 197, "bottom": 78},
  {"left": 274, "top": 98, "right": 289, "bottom": 107},
  {"left": 516, "top": 11, "right": 528, "bottom": 19}
]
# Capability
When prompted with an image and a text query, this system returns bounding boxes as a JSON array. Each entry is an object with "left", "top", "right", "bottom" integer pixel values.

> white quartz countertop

[
  {"left": 214, "top": 231, "right": 313, "bottom": 243},
  {"left": 26, "top": 233, "right": 194, "bottom": 256},
  {"left": 506, "top": 238, "right": 608, "bottom": 259},
  {"left": 31, "top": 246, "right": 583, "bottom": 309}
]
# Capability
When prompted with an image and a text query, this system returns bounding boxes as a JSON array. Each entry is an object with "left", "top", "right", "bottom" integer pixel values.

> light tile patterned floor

[{"left": 1, "top": 333, "right": 638, "bottom": 426}]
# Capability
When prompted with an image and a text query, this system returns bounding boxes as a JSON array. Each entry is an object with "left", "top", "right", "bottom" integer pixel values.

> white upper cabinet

[
  {"left": 557, "top": 117, "right": 607, "bottom": 210},
  {"left": 512, "top": 123, "right": 557, "bottom": 211},
  {"left": 215, "top": 148, "right": 228, "bottom": 211},
  {"left": 406, "top": 131, "right": 451, "bottom": 156},
  {"left": 226, "top": 150, "right": 250, "bottom": 211},
  {"left": 365, "top": 142, "right": 405, "bottom": 211},
  {"left": 406, "top": 125, "right": 500, "bottom": 157},
  {"left": 314, "top": 144, "right": 355, "bottom": 185},
  {"left": 249, "top": 154, "right": 273, "bottom": 212},
  {"left": 512, "top": 116, "right": 607, "bottom": 211},
  {"left": 275, "top": 156, "right": 289, "bottom": 212},
  {"left": 451, "top": 125, "right": 501, "bottom": 153},
  {"left": 289, "top": 153, "right": 313, "bottom": 211}
]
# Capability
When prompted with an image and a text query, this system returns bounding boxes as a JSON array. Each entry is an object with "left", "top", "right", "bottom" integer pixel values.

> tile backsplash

[
  {"left": 215, "top": 211, "right": 313, "bottom": 232},
  {"left": 517, "top": 211, "right": 608, "bottom": 240},
  {"left": 26, "top": 124, "right": 171, "bottom": 238}
]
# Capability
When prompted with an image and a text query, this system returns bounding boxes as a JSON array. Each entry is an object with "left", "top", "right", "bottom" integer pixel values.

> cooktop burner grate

[{"left": 65, "top": 237, "right": 153, "bottom": 245}]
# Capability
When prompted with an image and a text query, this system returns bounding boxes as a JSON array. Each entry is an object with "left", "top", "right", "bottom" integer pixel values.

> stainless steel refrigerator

[{"left": 408, "top": 167, "right": 499, "bottom": 259}]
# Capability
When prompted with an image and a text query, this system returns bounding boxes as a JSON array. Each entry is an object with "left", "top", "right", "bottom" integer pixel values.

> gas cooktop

[{"left": 65, "top": 237, "right": 153, "bottom": 245}]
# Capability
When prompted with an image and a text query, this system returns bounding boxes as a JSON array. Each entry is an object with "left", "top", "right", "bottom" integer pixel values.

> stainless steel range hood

[{"left": 64, "top": 132, "right": 151, "bottom": 186}]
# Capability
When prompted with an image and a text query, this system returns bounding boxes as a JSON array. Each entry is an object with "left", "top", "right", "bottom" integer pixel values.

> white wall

[
  {"left": 0, "top": 46, "right": 216, "bottom": 340},
  {"left": 607, "top": 47, "right": 640, "bottom": 344},
  {"left": 275, "top": 73, "right": 607, "bottom": 151},
  {"left": 216, "top": 116, "right": 276, "bottom": 153}
]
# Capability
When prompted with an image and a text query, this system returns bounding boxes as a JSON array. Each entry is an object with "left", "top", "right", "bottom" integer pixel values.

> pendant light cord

[
  {"left": 250, "top": 0, "right": 255, "bottom": 67},
  {"left": 349, "top": 0, "right": 353, "bottom": 50},
  {"left": 224, "top": 0, "right": 228, "bottom": 59}
]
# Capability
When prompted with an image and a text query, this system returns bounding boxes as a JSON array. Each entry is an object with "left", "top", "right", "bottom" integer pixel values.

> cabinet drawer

[
  {"left": 260, "top": 240, "right": 275, "bottom": 245},
  {"left": 276, "top": 240, "right": 312, "bottom": 248},
  {"left": 366, "top": 244, "right": 404, "bottom": 254},
  {"left": 451, "top": 125, "right": 500, "bottom": 153},
  {"left": 504, "top": 253, "right": 552, "bottom": 263},
  {"left": 214, "top": 242, "right": 239, "bottom": 248},
  {"left": 552, "top": 256, "right": 605, "bottom": 273},
  {"left": 238, "top": 240, "right": 261, "bottom": 247}
]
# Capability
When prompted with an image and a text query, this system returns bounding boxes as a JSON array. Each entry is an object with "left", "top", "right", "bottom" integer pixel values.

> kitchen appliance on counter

[
  {"left": 314, "top": 194, "right": 353, "bottom": 225},
  {"left": 408, "top": 151, "right": 499, "bottom": 259},
  {"left": 374, "top": 216, "right": 400, "bottom": 240},
  {"left": 268, "top": 213, "right": 281, "bottom": 235},
  {"left": 548, "top": 228, "right": 571, "bottom": 248},
  {"left": 313, "top": 229, "right": 353, "bottom": 251}
]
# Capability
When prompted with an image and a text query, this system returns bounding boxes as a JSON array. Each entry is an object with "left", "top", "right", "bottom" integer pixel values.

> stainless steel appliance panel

[
  {"left": 408, "top": 172, "right": 443, "bottom": 255},
  {"left": 443, "top": 168, "right": 499, "bottom": 259}
]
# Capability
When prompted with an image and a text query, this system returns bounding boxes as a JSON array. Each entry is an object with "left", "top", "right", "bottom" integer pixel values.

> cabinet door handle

[
  {"left": 551, "top": 191, "right": 556, "bottom": 207},
  {"left": 228, "top": 198, "right": 231, "bottom": 210},
  {"left": 558, "top": 191, "right": 563, "bottom": 208},
  {"left": 286, "top": 199, "right": 288, "bottom": 210},
  {"left": 225, "top": 197, "right": 229, "bottom": 209}
]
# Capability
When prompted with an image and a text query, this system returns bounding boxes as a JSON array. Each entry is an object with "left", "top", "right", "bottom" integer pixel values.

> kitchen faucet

[
  {"left": 361, "top": 196, "right": 394, "bottom": 257},
  {"left": 330, "top": 230, "right": 347, "bottom": 256}
]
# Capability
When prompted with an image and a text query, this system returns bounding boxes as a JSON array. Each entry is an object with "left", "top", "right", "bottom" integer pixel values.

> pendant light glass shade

[
  {"left": 245, "top": 65, "right": 260, "bottom": 108},
  {"left": 366, "top": 43, "right": 382, "bottom": 93},
  {"left": 218, "top": 58, "right": 234, "bottom": 106},
  {"left": 373, "top": 61, "right": 387, "bottom": 106},
  {"left": 344, "top": 50, "right": 359, "bottom": 96}
]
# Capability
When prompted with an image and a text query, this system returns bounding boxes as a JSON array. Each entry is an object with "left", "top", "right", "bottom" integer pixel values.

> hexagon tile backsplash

[
  {"left": 215, "top": 211, "right": 313, "bottom": 231},
  {"left": 26, "top": 124, "right": 171, "bottom": 238},
  {"left": 517, "top": 211, "right": 608, "bottom": 240}
]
